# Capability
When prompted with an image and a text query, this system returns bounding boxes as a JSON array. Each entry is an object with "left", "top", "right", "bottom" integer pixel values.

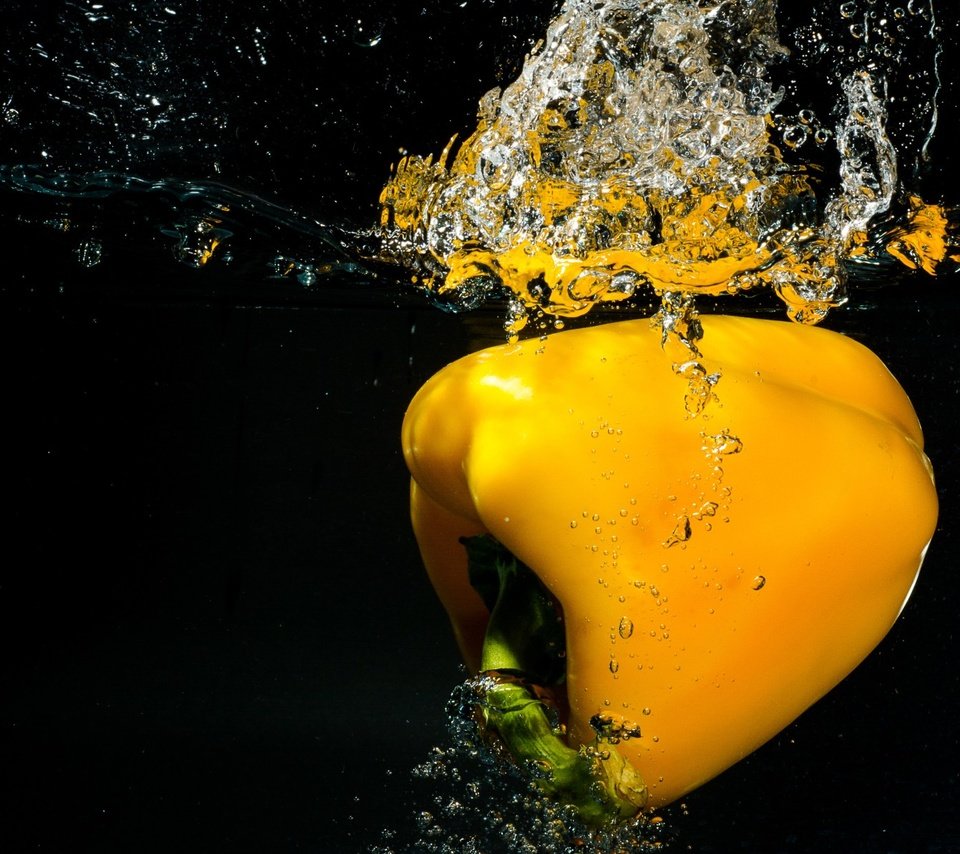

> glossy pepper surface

[{"left": 402, "top": 315, "right": 937, "bottom": 811}]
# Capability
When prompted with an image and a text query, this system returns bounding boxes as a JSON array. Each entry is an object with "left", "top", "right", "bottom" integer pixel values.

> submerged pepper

[{"left": 402, "top": 315, "right": 937, "bottom": 817}]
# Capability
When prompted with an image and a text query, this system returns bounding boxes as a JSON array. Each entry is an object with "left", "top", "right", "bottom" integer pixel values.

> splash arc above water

[{"left": 379, "top": 0, "right": 954, "bottom": 335}]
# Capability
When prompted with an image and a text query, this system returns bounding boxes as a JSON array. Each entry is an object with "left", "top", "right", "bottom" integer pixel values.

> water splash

[
  {"left": 3, "top": 1, "right": 951, "bottom": 316},
  {"left": 0, "top": 166, "right": 377, "bottom": 286},
  {"left": 379, "top": 0, "right": 955, "bottom": 336}
]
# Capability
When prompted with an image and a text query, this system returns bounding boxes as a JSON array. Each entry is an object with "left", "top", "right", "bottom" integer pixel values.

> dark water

[{"left": 2, "top": 2, "right": 960, "bottom": 852}]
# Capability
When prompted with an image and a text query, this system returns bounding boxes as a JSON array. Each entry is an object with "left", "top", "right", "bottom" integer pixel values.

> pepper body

[{"left": 402, "top": 315, "right": 937, "bottom": 809}]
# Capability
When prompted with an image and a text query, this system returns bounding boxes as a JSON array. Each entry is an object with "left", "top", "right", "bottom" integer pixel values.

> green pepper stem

[{"left": 462, "top": 535, "right": 648, "bottom": 825}]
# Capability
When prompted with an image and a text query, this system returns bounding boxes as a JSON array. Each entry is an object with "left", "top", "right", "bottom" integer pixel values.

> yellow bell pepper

[{"left": 402, "top": 315, "right": 937, "bottom": 819}]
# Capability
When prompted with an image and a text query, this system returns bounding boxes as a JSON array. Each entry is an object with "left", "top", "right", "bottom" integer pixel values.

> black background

[{"left": 2, "top": 2, "right": 960, "bottom": 852}]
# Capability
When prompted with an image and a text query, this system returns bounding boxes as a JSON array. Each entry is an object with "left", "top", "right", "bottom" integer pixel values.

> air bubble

[
  {"left": 783, "top": 125, "right": 808, "bottom": 149},
  {"left": 695, "top": 502, "right": 718, "bottom": 519},
  {"left": 703, "top": 432, "right": 743, "bottom": 456},
  {"left": 664, "top": 515, "right": 692, "bottom": 547}
]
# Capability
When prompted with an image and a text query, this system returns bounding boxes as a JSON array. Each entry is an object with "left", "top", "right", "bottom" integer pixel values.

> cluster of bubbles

[{"left": 371, "top": 677, "right": 672, "bottom": 853}]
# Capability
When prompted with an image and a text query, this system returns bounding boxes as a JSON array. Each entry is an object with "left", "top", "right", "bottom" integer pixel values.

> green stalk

[{"left": 462, "top": 535, "right": 648, "bottom": 826}]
